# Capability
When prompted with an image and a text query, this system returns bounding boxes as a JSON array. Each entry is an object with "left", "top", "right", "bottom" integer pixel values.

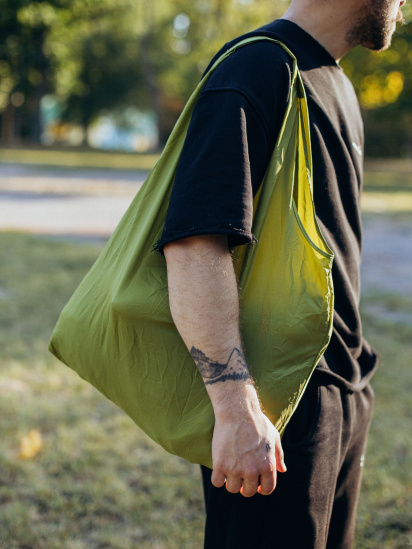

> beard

[{"left": 346, "top": 0, "right": 405, "bottom": 51}]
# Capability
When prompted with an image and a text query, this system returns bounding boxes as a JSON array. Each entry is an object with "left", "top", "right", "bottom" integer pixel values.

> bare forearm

[
  {"left": 164, "top": 234, "right": 286, "bottom": 497},
  {"left": 164, "top": 234, "right": 258, "bottom": 415}
]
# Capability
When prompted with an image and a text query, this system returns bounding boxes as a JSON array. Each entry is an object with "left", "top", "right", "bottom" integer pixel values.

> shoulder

[
  {"left": 201, "top": 39, "right": 293, "bottom": 133},
  {"left": 342, "top": 71, "right": 360, "bottom": 103},
  {"left": 203, "top": 39, "right": 293, "bottom": 95},
  {"left": 337, "top": 69, "right": 363, "bottom": 124}
]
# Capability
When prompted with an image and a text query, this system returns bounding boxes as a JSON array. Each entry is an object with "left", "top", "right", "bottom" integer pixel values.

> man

[{"left": 156, "top": 1, "right": 406, "bottom": 547}]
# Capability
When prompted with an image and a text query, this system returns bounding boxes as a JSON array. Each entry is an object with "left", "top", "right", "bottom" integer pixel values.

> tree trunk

[
  {"left": 1, "top": 104, "right": 16, "bottom": 146},
  {"left": 139, "top": 33, "right": 170, "bottom": 146}
]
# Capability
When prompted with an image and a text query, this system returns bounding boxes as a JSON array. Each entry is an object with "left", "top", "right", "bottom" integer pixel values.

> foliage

[
  {"left": 45, "top": 0, "right": 149, "bottom": 128},
  {"left": 133, "top": 0, "right": 289, "bottom": 142},
  {"left": 0, "top": 0, "right": 147, "bottom": 143},
  {"left": 0, "top": 0, "right": 411, "bottom": 153},
  {"left": 0, "top": 0, "right": 59, "bottom": 141},
  {"left": 341, "top": 4, "right": 412, "bottom": 157},
  {"left": 0, "top": 0, "right": 291, "bottom": 145}
]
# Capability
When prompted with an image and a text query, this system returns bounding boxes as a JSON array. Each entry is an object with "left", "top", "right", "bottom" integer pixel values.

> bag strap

[
  {"left": 203, "top": 36, "right": 312, "bottom": 190},
  {"left": 149, "top": 36, "right": 313, "bottom": 254}
]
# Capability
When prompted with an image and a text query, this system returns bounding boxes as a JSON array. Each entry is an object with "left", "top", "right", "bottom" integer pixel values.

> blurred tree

[
  {"left": 140, "top": 0, "right": 288, "bottom": 143},
  {"left": 46, "top": 0, "right": 147, "bottom": 138},
  {"left": 0, "top": 0, "right": 410, "bottom": 155},
  {"left": 0, "top": 0, "right": 58, "bottom": 144},
  {"left": 341, "top": 4, "right": 412, "bottom": 156},
  {"left": 0, "top": 0, "right": 150, "bottom": 145},
  {"left": 0, "top": 0, "right": 289, "bottom": 147}
]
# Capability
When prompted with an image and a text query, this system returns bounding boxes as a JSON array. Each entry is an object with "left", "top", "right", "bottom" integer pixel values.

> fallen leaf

[{"left": 19, "top": 429, "right": 42, "bottom": 459}]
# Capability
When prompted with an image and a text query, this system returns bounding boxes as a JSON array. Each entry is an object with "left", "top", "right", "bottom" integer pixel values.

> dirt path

[
  {"left": 0, "top": 163, "right": 142, "bottom": 236},
  {"left": 361, "top": 214, "right": 412, "bottom": 296},
  {"left": 1, "top": 163, "right": 411, "bottom": 296}
]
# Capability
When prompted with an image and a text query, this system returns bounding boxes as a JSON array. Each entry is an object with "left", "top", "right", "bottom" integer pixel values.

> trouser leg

[
  {"left": 201, "top": 374, "right": 375, "bottom": 549},
  {"left": 326, "top": 384, "right": 375, "bottom": 549}
]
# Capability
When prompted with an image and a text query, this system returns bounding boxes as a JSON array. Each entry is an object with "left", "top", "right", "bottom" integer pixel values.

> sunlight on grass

[
  {"left": 362, "top": 191, "right": 412, "bottom": 212},
  {"left": 362, "top": 162, "right": 412, "bottom": 212},
  {"left": 0, "top": 148, "right": 159, "bottom": 171}
]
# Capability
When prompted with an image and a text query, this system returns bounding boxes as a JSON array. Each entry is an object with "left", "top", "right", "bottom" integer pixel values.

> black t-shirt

[{"left": 157, "top": 20, "right": 378, "bottom": 390}]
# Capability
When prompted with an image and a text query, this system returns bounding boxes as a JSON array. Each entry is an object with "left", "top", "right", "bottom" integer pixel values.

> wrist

[{"left": 211, "top": 380, "right": 262, "bottom": 421}]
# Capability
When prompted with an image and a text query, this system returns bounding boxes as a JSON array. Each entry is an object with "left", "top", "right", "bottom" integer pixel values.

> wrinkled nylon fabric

[{"left": 49, "top": 37, "right": 334, "bottom": 468}]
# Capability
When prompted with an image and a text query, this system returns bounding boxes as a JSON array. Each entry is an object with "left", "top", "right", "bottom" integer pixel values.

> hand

[{"left": 211, "top": 408, "right": 287, "bottom": 498}]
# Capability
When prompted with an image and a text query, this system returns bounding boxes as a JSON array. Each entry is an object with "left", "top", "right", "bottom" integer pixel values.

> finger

[
  {"left": 275, "top": 439, "right": 287, "bottom": 473},
  {"left": 258, "top": 471, "right": 276, "bottom": 495},
  {"left": 240, "top": 476, "right": 259, "bottom": 498},
  {"left": 225, "top": 475, "right": 243, "bottom": 494},
  {"left": 263, "top": 416, "right": 287, "bottom": 473},
  {"left": 211, "top": 469, "right": 226, "bottom": 488}
]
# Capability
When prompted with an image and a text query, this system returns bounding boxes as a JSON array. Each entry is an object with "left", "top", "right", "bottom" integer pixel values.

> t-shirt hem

[{"left": 154, "top": 227, "right": 257, "bottom": 255}]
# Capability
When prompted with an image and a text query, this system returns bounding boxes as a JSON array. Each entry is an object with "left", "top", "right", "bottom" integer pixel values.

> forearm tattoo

[{"left": 190, "top": 346, "right": 250, "bottom": 385}]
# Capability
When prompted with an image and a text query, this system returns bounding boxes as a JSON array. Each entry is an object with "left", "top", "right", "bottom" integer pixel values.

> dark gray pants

[{"left": 201, "top": 372, "right": 375, "bottom": 549}]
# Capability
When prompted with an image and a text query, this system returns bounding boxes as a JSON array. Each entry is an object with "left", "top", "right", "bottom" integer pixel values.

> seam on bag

[{"left": 292, "top": 201, "right": 333, "bottom": 258}]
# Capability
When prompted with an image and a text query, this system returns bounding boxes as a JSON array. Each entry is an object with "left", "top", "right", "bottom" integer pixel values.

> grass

[
  {"left": 0, "top": 147, "right": 159, "bottom": 172},
  {"left": 0, "top": 147, "right": 411, "bottom": 181},
  {"left": 356, "top": 293, "right": 412, "bottom": 548},
  {"left": 0, "top": 233, "right": 204, "bottom": 549},
  {"left": 362, "top": 159, "right": 412, "bottom": 213},
  {"left": 0, "top": 225, "right": 411, "bottom": 547},
  {"left": 361, "top": 191, "right": 412, "bottom": 212}
]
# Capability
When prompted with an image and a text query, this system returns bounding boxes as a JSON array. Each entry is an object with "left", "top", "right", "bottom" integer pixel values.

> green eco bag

[{"left": 49, "top": 37, "right": 334, "bottom": 468}]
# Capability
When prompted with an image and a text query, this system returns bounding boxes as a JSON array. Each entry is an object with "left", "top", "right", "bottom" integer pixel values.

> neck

[{"left": 281, "top": 0, "right": 358, "bottom": 61}]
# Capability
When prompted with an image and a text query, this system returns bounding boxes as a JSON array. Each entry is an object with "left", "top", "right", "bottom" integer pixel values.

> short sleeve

[{"left": 156, "top": 41, "right": 292, "bottom": 253}]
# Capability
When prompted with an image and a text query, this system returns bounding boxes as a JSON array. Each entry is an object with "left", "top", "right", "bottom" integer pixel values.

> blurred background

[
  {"left": 0, "top": 0, "right": 412, "bottom": 155},
  {"left": 0, "top": 1, "right": 411, "bottom": 548}
]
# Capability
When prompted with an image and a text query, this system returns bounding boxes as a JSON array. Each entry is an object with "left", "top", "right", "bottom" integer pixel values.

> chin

[
  {"left": 364, "top": 43, "right": 386, "bottom": 51},
  {"left": 362, "top": 34, "right": 393, "bottom": 52}
]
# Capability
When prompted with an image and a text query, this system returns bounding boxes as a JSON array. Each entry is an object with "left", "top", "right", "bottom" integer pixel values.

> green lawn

[
  {"left": 356, "top": 293, "right": 412, "bottom": 548},
  {"left": 1, "top": 148, "right": 411, "bottom": 547},
  {"left": 362, "top": 159, "right": 412, "bottom": 212},
  {"left": 0, "top": 231, "right": 411, "bottom": 548},
  {"left": 0, "top": 233, "right": 204, "bottom": 549},
  {"left": 0, "top": 147, "right": 159, "bottom": 172}
]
